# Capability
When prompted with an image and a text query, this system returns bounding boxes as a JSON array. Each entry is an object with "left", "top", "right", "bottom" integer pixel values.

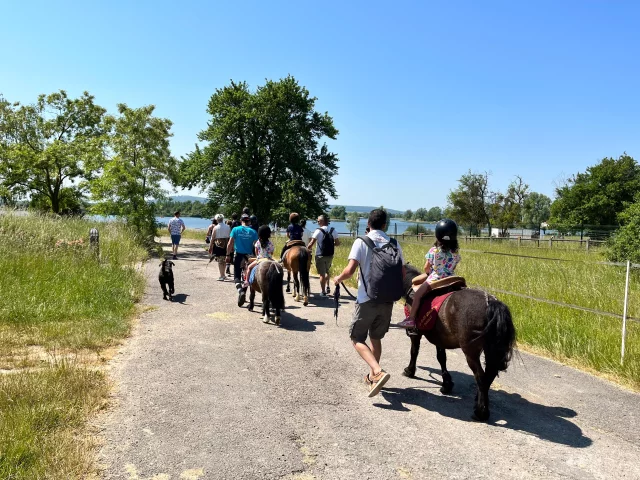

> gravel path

[{"left": 99, "top": 239, "right": 640, "bottom": 479}]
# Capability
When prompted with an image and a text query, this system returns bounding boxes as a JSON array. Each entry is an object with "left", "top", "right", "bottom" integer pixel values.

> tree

[
  {"left": 88, "top": 104, "right": 176, "bottom": 238},
  {"left": 489, "top": 177, "right": 529, "bottom": 236},
  {"left": 179, "top": 76, "right": 339, "bottom": 225},
  {"left": 346, "top": 211, "right": 360, "bottom": 234},
  {"left": 403, "top": 209, "right": 413, "bottom": 221},
  {"left": 608, "top": 195, "right": 640, "bottom": 263},
  {"left": 413, "top": 208, "right": 428, "bottom": 221},
  {"left": 0, "top": 91, "right": 107, "bottom": 213},
  {"left": 551, "top": 154, "right": 640, "bottom": 227},
  {"left": 447, "top": 171, "right": 491, "bottom": 235},
  {"left": 405, "top": 224, "right": 433, "bottom": 235},
  {"left": 426, "top": 206, "right": 443, "bottom": 221},
  {"left": 330, "top": 205, "right": 346, "bottom": 220},
  {"left": 522, "top": 192, "right": 551, "bottom": 231}
]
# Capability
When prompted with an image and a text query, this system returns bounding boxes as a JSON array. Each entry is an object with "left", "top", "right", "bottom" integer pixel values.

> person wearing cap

[
  {"left": 279, "top": 212, "right": 305, "bottom": 261},
  {"left": 226, "top": 213, "right": 258, "bottom": 300},
  {"left": 209, "top": 214, "right": 231, "bottom": 281},
  {"left": 167, "top": 210, "right": 186, "bottom": 259}
]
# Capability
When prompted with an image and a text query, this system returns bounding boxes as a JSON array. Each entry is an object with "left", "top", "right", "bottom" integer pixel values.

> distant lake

[{"left": 155, "top": 216, "right": 436, "bottom": 235}]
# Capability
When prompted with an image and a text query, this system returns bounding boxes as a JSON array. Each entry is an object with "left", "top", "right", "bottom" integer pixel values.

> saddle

[
  {"left": 285, "top": 240, "right": 306, "bottom": 248},
  {"left": 407, "top": 276, "right": 467, "bottom": 331}
]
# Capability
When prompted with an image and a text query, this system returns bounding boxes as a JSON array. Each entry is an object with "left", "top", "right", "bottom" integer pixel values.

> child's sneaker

[{"left": 397, "top": 317, "right": 416, "bottom": 328}]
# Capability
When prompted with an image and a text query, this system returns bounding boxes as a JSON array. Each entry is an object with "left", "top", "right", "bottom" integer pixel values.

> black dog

[{"left": 159, "top": 259, "right": 175, "bottom": 301}]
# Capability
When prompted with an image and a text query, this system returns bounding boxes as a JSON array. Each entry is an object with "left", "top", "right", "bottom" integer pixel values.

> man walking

[
  {"left": 168, "top": 210, "right": 186, "bottom": 259},
  {"left": 333, "top": 209, "right": 405, "bottom": 397},
  {"left": 226, "top": 214, "right": 258, "bottom": 305},
  {"left": 307, "top": 214, "right": 339, "bottom": 296}
]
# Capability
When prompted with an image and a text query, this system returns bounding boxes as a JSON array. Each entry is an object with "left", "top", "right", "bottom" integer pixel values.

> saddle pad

[
  {"left": 249, "top": 265, "right": 258, "bottom": 285},
  {"left": 404, "top": 292, "right": 454, "bottom": 331}
]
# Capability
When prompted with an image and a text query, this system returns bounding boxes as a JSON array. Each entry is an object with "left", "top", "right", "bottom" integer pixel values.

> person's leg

[
  {"left": 245, "top": 260, "right": 257, "bottom": 286},
  {"left": 370, "top": 338, "right": 382, "bottom": 364},
  {"left": 233, "top": 253, "right": 244, "bottom": 287},
  {"left": 316, "top": 257, "right": 326, "bottom": 294},
  {"left": 325, "top": 256, "right": 333, "bottom": 294},
  {"left": 350, "top": 303, "right": 382, "bottom": 377},
  {"left": 352, "top": 340, "right": 382, "bottom": 379},
  {"left": 217, "top": 259, "right": 226, "bottom": 279},
  {"left": 398, "top": 282, "right": 430, "bottom": 328}
]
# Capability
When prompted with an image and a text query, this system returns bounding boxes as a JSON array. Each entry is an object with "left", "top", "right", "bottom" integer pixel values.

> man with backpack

[
  {"left": 307, "top": 214, "right": 340, "bottom": 297},
  {"left": 332, "top": 209, "right": 405, "bottom": 397}
]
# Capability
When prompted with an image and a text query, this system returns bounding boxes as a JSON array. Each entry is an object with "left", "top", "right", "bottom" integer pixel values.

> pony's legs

[
  {"left": 274, "top": 306, "right": 281, "bottom": 326},
  {"left": 248, "top": 288, "right": 255, "bottom": 312},
  {"left": 463, "top": 349, "right": 489, "bottom": 421},
  {"left": 262, "top": 292, "right": 270, "bottom": 323},
  {"left": 437, "top": 347, "right": 454, "bottom": 394},
  {"left": 293, "top": 272, "right": 301, "bottom": 301},
  {"left": 402, "top": 334, "right": 421, "bottom": 378},
  {"left": 286, "top": 270, "right": 291, "bottom": 293}
]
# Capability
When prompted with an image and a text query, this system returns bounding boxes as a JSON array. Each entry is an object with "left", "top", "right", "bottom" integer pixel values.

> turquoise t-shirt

[{"left": 231, "top": 226, "right": 258, "bottom": 254}]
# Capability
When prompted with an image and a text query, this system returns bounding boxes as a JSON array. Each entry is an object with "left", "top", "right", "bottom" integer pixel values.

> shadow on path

[{"left": 375, "top": 366, "right": 592, "bottom": 448}]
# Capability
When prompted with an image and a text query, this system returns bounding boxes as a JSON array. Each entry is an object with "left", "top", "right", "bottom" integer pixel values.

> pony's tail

[
  {"left": 299, "top": 248, "right": 310, "bottom": 296},
  {"left": 268, "top": 262, "right": 285, "bottom": 310},
  {"left": 483, "top": 300, "right": 516, "bottom": 373}
]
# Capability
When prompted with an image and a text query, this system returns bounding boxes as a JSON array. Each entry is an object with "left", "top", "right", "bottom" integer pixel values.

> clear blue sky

[{"left": 2, "top": 0, "right": 639, "bottom": 211}]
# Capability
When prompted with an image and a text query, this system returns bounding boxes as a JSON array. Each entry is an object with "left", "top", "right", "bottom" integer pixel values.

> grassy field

[
  {"left": 272, "top": 235, "right": 640, "bottom": 390},
  {"left": 0, "top": 214, "right": 147, "bottom": 478}
]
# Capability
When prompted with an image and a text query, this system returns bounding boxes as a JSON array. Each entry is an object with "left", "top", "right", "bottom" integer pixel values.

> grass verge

[{"left": 0, "top": 214, "right": 147, "bottom": 478}]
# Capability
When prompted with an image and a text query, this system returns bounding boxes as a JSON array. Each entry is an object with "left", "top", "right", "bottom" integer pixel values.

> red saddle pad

[{"left": 404, "top": 292, "right": 454, "bottom": 331}]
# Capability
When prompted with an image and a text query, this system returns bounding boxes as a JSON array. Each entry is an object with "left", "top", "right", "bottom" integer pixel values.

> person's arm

[
  {"left": 226, "top": 237, "right": 235, "bottom": 257},
  {"left": 423, "top": 259, "right": 432, "bottom": 274},
  {"left": 333, "top": 259, "right": 359, "bottom": 285},
  {"left": 167, "top": 222, "right": 171, "bottom": 235},
  {"left": 181, "top": 221, "right": 186, "bottom": 233},
  {"left": 333, "top": 229, "right": 340, "bottom": 247}
]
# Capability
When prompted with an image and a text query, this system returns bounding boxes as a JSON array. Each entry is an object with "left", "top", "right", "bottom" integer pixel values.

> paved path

[{"left": 100, "top": 239, "right": 640, "bottom": 479}]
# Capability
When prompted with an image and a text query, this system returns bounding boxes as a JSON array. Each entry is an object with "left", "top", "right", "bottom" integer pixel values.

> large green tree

[
  {"left": 447, "top": 171, "right": 491, "bottom": 235},
  {"left": 403, "top": 209, "right": 413, "bottom": 221},
  {"left": 346, "top": 211, "right": 360, "bottom": 234},
  {"left": 180, "top": 76, "right": 339, "bottom": 224},
  {"left": 490, "top": 176, "right": 529, "bottom": 236},
  {"left": 0, "top": 91, "right": 107, "bottom": 213},
  {"left": 88, "top": 104, "right": 176, "bottom": 237},
  {"left": 608, "top": 195, "right": 640, "bottom": 263},
  {"left": 522, "top": 192, "right": 551, "bottom": 231},
  {"left": 330, "top": 205, "right": 346, "bottom": 220},
  {"left": 550, "top": 154, "right": 640, "bottom": 227},
  {"left": 426, "top": 206, "right": 443, "bottom": 222}
]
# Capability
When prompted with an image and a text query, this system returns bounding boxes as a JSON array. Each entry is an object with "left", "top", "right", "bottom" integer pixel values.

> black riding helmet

[{"left": 435, "top": 218, "right": 458, "bottom": 241}]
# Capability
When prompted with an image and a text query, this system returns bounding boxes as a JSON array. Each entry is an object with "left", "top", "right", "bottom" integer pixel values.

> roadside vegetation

[{"left": 0, "top": 214, "right": 147, "bottom": 478}]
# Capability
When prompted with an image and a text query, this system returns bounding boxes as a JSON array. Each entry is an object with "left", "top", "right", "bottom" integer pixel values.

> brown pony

[
  {"left": 402, "top": 264, "right": 517, "bottom": 421},
  {"left": 248, "top": 259, "right": 285, "bottom": 325},
  {"left": 282, "top": 244, "right": 311, "bottom": 306}
]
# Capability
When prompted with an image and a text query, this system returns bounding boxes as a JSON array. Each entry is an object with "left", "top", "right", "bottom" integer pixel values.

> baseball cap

[{"left": 240, "top": 213, "right": 250, "bottom": 220}]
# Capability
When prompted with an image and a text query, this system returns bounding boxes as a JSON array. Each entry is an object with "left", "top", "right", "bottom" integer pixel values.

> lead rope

[{"left": 334, "top": 283, "right": 341, "bottom": 325}]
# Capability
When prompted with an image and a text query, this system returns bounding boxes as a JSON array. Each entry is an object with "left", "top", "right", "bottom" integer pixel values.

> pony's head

[{"left": 402, "top": 263, "right": 420, "bottom": 305}]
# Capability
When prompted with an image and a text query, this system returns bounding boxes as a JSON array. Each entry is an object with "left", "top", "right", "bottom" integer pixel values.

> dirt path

[{"left": 99, "top": 238, "right": 640, "bottom": 479}]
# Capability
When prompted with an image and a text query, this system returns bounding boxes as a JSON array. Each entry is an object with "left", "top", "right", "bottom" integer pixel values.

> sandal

[{"left": 367, "top": 370, "right": 390, "bottom": 397}]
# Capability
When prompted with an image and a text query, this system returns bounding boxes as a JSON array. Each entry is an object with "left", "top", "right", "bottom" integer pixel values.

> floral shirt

[
  {"left": 168, "top": 217, "right": 185, "bottom": 235},
  {"left": 254, "top": 240, "right": 275, "bottom": 259},
  {"left": 425, "top": 246, "right": 461, "bottom": 283}
]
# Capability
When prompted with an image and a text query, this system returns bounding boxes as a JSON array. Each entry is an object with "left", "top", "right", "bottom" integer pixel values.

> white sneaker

[{"left": 217, "top": 277, "right": 225, "bottom": 281}]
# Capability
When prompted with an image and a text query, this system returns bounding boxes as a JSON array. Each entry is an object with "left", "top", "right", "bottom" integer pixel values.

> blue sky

[{"left": 2, "top": 0, "right": 639, "bottom": 211}]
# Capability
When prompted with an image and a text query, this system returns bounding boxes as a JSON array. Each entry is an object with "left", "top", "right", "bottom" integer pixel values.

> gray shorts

[
  {"left": 315, "top": 255, "right": 333, "bottom": 276},
  {"left": 350, "top": 301, "right": 394, "bottom": 343}
]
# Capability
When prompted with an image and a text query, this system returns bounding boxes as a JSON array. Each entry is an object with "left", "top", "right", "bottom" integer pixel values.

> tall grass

[
  {"left": 0, "top": 213, "right": 148, "bottom": 478},
  {"left": 287, "top": 235, "right": 639, "bottom": 389}
]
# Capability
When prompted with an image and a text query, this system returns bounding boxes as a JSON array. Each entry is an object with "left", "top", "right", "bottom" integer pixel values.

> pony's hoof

[
  {"left": 275, "top": 316, "right": 281, "bottom": 326},
  {"left": 295, "top": 294, "right": 301, "bottom": 302},
  {"left": 286, "top": 288, "right": 291, "bottom": 293},
  {"left": 262, "top": 315, "right": 270, "bottom": 324},
  {"left": 472, "top": 409, "right": 490, "bottom": 422},
  {"left": 440, "top": 382, "right": 454, "bottom": 394},
  {"left": 402, "top": 367, "right": 416, "bottom": 378},
  {"left": 303, "top": 297, "right": 308, "bottom": 306},
  {"left": 248, "top": 306, "right": 254, "bottom": 312}
]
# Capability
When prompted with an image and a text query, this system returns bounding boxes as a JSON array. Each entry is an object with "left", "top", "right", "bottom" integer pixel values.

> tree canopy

[
  {"left": 447, "top": 171, "right": 491, "bottom": 234},
  {"left": 179, "top": 76, "right": 339, "bottom": 224},
  {"left": 550, "top": 154, "right": 640, "bottom": 227},
  {"left": 608, "top": 194, "right": 640, "bottom": 263},
  {"left": 330, "top": 205, "right": 346, "bottom": 220},
  {"left": 0, "top": 91, "right": 107, "bottom": 213}
]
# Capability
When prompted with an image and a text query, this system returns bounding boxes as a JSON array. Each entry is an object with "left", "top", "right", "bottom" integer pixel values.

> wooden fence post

[
  {"left": 586, "top": 239, "right": 590, "bottom": 252},
  {"left": 89, "top": 228, "right": 99, "bottom": 257},
  {"left": 549, "top": 238, "right": 553, "bottom": 248}
]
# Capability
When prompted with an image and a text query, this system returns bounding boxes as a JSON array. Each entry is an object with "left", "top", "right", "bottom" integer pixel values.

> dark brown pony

[
  {"left": 282, "top": 245, "right": 311, "bottom": 306},
  {"left": 248, "top": 260, "right": 285, "bottom": 325},
  {"left": 402, "top": 264, "right": 516, "bottom": 421}
]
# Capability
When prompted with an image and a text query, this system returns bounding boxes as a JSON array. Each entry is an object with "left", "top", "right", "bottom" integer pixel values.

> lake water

[{"left": 155, "top": 216, "right": 436, "bottom": 235}]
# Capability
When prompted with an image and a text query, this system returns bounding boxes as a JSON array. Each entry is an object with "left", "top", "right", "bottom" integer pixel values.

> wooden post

[
  {"left": 549, "top": 238, "right": 553, "bottom": 248},
  {"left": 621, "top": 260, "right": 631, "bottom": 365},
  {"left": 89, "top": 228, "right": 99, "bottom": 257},
  {"left": 586, "top": 239, "right": 590, "bottom": 252}
]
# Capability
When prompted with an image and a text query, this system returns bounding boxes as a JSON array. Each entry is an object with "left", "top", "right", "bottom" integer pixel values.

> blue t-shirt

[
  {"left": 287, "top": 224, "right": 304, "bottom": 241},
  {"left": 230, "top": 226, "right": 258, "bottom": 254}
]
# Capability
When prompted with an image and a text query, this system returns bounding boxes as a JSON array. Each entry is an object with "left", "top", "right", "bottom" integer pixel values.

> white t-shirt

[
  {"left": 212, "top": 223, "right": 231, "bottom": 239},
  {"left": 348, "top": 229, "right": 404, "bottom": 304},
  {"left": 301, "top": 227, "right": 312, "bottom": 245},
  {"left": 312, "top": 225, "right": 339, "bottom": 257}
]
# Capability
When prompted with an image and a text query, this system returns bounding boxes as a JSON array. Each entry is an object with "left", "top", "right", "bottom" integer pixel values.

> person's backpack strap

[{"left": 358, "top": 235, "right": 376, "bottom": 250}]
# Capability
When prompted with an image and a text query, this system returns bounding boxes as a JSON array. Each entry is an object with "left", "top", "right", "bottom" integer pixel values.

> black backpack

[
  {"left": 359, "top": 236, "right": 403, "bottom": 303},
  {"left": 316, "top": 227, "right": 335, "bottom": 257}
]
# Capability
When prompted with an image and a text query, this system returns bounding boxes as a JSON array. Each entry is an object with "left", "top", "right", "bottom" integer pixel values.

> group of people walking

[{"left": 167, "top": 207, "right": 461, "bottom": 398}]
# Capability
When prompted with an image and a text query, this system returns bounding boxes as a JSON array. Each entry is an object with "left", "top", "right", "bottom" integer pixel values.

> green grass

[
  {"left": 0, "top": 213, "right": 148, "bottom": 478},
  {"left": 290, "top": 235, "right": 639, "bottom": 389}
]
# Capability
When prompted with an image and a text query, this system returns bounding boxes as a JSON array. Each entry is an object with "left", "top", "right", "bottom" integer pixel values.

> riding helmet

[
  {"left": 289, "top": 212, "right": 300, "bottom": 223},
  {"left": 435, "top": 218, "right": 458, "bottom": 241}
]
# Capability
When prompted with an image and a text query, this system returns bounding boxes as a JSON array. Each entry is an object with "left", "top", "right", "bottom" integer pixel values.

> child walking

[
  {"left": 398, "top": 219, "right": 461, "bottom": 328},
  {"left": 244, "top": 225, "right": 275, "bottom": 287}
]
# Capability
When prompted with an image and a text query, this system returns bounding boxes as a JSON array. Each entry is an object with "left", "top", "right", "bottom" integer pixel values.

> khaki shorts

[
  {"left": 315, "top": 255, "right": 333, "bottom": 276},
  {"left": 350, "top": 301, "right": 394, "bottom": 343}
]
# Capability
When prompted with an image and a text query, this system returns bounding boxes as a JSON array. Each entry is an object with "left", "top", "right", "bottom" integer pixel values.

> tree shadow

[
  {"left": 170, "top": 293, "right": 190, "bottom": 304},
  {"left": 375, "top": 366, "right": 592, "bottom": 448}
]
